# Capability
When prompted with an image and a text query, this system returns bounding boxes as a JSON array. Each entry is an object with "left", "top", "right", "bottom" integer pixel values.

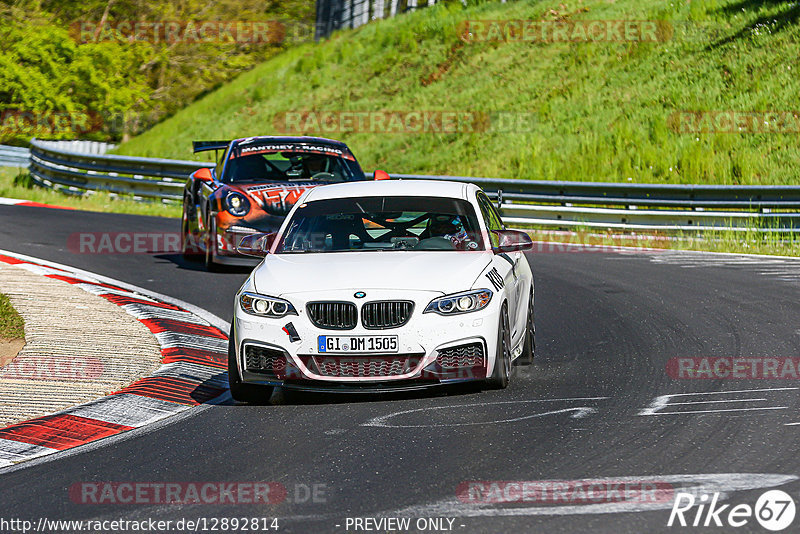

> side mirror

[
  {"left": 237, "top": 232, "right": 276, "bottom": 257},
  {"left": 492, "top": 230, "right": 533, "bottom": 253},
  {"left": 373, "top": 169, "right": 390, "bottom": 181},
  {"left": 194, "top": 167, "right": 214, "bottom": 182}
]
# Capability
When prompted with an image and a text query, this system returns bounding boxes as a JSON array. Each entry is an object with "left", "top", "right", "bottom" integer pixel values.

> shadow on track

[
  {"left": 270, "top": 382, "right": 485, "bottom": 406},
  {"left": 153, "top": 253, "right": 255, "bottom": 274},
  {"left": 219, "top": 358, "right": 538, "bottom": 407}
]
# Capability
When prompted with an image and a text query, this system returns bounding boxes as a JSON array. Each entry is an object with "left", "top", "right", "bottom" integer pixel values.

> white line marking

[
  {"left": 0, "top": 439, "right": 59, "bottom": 463},
  {"left": 666, "top": 398, "right": 768, "bottom": 406},
  {"left": 153, "top": 332, "right": 228, "bottom": 353},
  {"left": 663, "top": 387, "right": 798, "bottom": 396},
  {"left": 651, "top": 407, "right": 787, "bottom": 415},
  {"left": 15, "top": 263, "right": 77, "bottom": 277},
  {"left": 363, "top": 397, "right": 608, "bottom": 428},
  {"left": 75, "top": 283, "right": 156, "bottom": 301},
  {"left": 0, "top": 198, "right": 28, "bottom": 205},
  {"left": 121, "top": 304, "right": 209, "bottom": 325},
  {"left": 61, "top": 394, "right": 191, "bottom": 427},
  {"left": 639, "top": 387, "right": 798, "bottom": 416},
  {"left": 151, "top": 362, "right": 227, "bottom": 388}
]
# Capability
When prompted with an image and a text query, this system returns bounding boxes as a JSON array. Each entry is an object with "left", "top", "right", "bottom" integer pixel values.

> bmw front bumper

[{"left": 233, "top": 288, "right": 502, "bottom": 391}]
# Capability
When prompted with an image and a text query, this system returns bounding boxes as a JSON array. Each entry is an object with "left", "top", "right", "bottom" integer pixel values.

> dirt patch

[{"left": 0, "top": 338, "right": 25, "bottom": 368}]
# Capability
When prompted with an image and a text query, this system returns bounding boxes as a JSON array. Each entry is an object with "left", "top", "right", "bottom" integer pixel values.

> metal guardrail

[
  {"left": 393, "top": 174, "right": 800, "bottom": 232},
  {"left": 34, "top": 140, "right": 117, "bottom": 155},
  {"left": 0, "top": 145, "right": 31, "bottom": 168},
  {"left": 28, "top": 138, "right": 213, "bottom": 201},
  {"left": 24, "top": 139, "right": 800, "bottom": 231}
]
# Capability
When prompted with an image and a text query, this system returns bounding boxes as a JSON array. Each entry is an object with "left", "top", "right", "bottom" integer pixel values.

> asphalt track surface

[{"left": 1, "top": 204, "right": 799, "bottom": 533}]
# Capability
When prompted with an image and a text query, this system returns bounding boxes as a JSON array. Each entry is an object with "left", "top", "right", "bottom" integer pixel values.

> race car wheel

[
  {"left": 181, "top": 200, "right": 201, "bottom": 261},
  {"left": 228, "top": 327, "right": 274, "bottom": 404},
  {"left": 204, "top": 218, "right": 222, "bottom": 272},
  {"left": 486, "top": 303, "right": 512, "bottom": 389},
  {"left": 522, "top": 287, "right": 535, "bottom": 364}
]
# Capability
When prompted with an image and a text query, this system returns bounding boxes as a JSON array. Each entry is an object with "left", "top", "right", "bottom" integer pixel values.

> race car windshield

[
  {"left": 275, "top": 196, "right": 485, "bottom": 253},
  {"left": 223, "top": 150, "right": 362, "bottom": 184}
]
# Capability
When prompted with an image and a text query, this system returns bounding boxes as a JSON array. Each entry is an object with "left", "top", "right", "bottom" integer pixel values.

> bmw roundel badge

[{"left": 354, "top": 291, "right": 366, "bottom": 299}]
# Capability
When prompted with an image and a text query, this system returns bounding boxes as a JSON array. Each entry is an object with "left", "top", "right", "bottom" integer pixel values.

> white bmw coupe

[{"left": 228, "top": 180, "right": 534, "bottom": 401}]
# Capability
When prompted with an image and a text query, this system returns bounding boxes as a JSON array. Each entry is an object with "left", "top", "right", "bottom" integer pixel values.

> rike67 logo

[{"left": 668, "top": 490, "right": 796, "bottom": 531}]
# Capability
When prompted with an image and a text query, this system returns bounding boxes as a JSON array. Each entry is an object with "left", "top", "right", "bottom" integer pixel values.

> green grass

[
  {"left": 116, "top": 0, "right": 800, "bottom": 186},
  {"left": 0, "top": 292, "right": 24, "bottom": 341},
  {"left": 0, "top": 167, "right": 181, "bottom": 218}
]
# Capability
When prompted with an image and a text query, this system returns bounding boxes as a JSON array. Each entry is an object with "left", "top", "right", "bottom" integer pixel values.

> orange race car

[{"left": 181, "top": 136, "right": 387, "bottom": 270}]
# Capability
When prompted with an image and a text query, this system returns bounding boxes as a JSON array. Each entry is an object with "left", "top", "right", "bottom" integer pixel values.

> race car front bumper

[{"left": 233, "top": 288, "right": 502, "bottom": 390}]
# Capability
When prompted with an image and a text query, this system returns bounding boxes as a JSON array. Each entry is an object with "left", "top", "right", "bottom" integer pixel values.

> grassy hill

[{"left": 115, "top": 0, "right": 800, "bottom": 186}]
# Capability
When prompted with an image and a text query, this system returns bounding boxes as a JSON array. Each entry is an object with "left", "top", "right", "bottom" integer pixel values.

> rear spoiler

[{"left": 192, "top": 140, "right": 230, "bottom": 154}]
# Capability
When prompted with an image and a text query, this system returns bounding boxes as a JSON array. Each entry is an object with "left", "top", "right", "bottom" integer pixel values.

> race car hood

[
  {"left": 234, "top": 182, "right": 318, "bottom": 217},
  {"left": 253, "top": 251, "right": 493, "bottom": 296}
]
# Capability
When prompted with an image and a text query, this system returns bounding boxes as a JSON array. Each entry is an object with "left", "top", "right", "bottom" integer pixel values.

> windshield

[
  {"left": 275, "top": 196, "right": 485, "bottom": 253},
  {"left": 222, "top": 144, "right": 364, "bottom": 184}
]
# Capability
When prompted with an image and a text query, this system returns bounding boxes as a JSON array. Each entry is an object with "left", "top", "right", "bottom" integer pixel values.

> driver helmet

[
  {"left": 430, "top": 215, "right": 468, "bottom": 246},
  {"left": 303, "top": 154, "right": 328, "bottom": 174}
]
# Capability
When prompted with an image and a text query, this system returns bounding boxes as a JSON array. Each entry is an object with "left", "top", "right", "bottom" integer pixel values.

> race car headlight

[
  {"left": 239, "top": 292, "right": 297, "bottom": 318},
  {"left": 225, "top": 192, "right": 250, "bottom": 216},
  {"left": 424, "top": 289, "right": 492, "bottom": 316}
]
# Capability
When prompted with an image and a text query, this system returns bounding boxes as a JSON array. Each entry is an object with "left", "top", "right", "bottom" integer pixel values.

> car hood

[
  {"left": 227, "top": 182, "right": 318, "bottom": 217},
  {"left": 253, "top": 251, "right": 493, "bottom": 295}
]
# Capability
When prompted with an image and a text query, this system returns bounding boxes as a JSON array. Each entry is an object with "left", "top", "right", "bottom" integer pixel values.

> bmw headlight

[
  {"left": 424, "top": 289, "right": 493, "bottom": 316},
  {"left": 225, "top": 192, "right": 250, "bottom": 216},
  {"left": 240, "top": 292, "right": 297, "bottom": 318}
]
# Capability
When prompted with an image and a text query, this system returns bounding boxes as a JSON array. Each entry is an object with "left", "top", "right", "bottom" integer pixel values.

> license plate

[{"left": 318, "top": 335, "right": 398, "bottom": 353}]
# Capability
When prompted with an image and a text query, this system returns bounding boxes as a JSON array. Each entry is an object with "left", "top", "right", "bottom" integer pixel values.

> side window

[
  {"left": 485, "top": 195, "right": 504, "bottom": 229},
  {"left": 476, "top": 192, "right": 503, "bottom": 248},
  {"left": 218, "top": 146, "right": 232, "bottom": 182}
]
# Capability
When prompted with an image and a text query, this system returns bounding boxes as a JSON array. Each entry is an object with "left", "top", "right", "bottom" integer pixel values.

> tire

[
  {"left": 228, "top": 327, "right": 274, "bottom": 404},
  {"left": 204, "top": 217, "right": 222, "bottom": 272},
  {"left": 486, "top": 303, "right": 512, "bottom": 389},
  {"left": 181, "top": 200, "right": 201, "bottom": 261},
  {"left": 522, "top": 288, "right": 535, "bottom": 364}
]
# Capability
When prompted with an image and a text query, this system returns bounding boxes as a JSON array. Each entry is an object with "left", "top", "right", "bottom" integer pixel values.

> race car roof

[
  {"left": 301, "top": 179, "right": 477, "bottom": 202},
  {"left": 193, "top": 136, "right": 353, "bottom": 154},
  {"left": 233, "top": 136, "right": 351, "bottom": 148}
]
